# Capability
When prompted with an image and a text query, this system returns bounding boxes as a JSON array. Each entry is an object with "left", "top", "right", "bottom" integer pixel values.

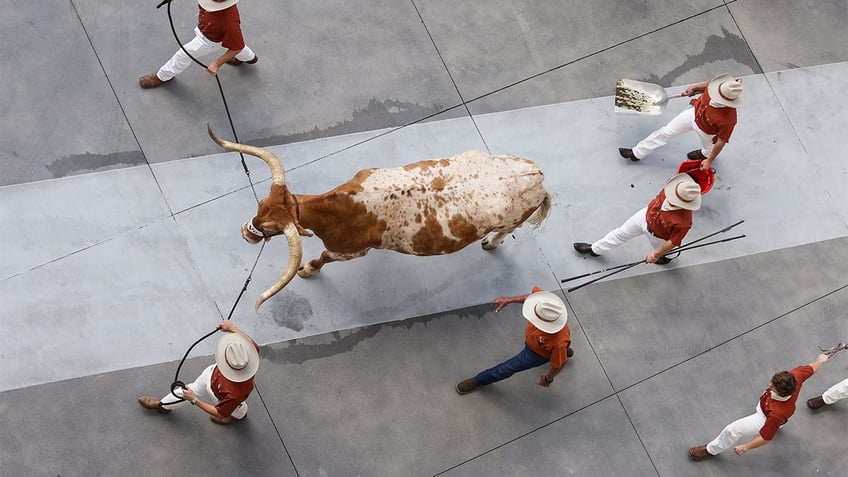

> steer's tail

[{"left": 526, "top": 191, "right": 551, "bottom": 229}]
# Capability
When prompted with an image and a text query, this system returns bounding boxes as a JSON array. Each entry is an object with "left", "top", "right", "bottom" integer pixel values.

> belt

[{"left": 646, "top": 226, "right": 662, "bottom": 239}]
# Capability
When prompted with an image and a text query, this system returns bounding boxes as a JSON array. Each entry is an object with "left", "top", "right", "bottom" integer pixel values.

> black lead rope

[
  {"left": 155, "top": 0, "right": 259, "bottom": 202},
  {"left": 151, "top": 1, "right": 270, "bottom": 400}
]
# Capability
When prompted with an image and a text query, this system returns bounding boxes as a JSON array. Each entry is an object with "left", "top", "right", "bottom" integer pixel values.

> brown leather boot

[
  {"left": 688, "top": 445, "right": 711, "bottom": 460},
  {"left": 139, "top": 74, "right": 170, "bottom": 89},
  {"left": 807, "top": 395, "right": 827, "bottom": 409},
  {"left": 227, "top": 55, "right": 259, "bottom": 66},
  {"left": 138, "top": 396, "right": 171, "bottom": 414},
  {"left": 687, "top": 149, "right": 707, "bottom": 160},
  {"left": 456, "top": 378, "right": 478, "bottom": 395}
]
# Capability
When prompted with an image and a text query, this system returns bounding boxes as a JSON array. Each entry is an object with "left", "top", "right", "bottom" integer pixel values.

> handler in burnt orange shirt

[
  {"left": 140, "top": 0, "right": 258, "bottom": 89},
  {"left": 456, "top": 286, "right": 572, "bottom": 394},
  {"left": 619, "top": 74, "right": 742, "bottom": 171}
]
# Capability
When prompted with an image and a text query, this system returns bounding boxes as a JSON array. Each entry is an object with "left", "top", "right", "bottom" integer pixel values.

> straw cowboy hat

[
  {"left": 198, "top": 0, "right": 239, "bottom": 12},
  {"left": 707, "top": 73, "right": 742, "bottom": 108},
  {"left": 215, "top": 332, "right": 259, "bottom": 382},
  {"left": 522, "top": 291, "right": 568, "bottom": 334},
  {"left": 664, "top": 173, "right": 702, "bottom": 211}
]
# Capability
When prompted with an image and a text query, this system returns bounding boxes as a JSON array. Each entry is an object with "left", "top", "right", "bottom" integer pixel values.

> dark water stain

[
  {"left": 46, "top": 150, "right": 145, "bottom": 177},
  {"left": 262, "top": 302, "right": 492, "bottom": 365},
  {"left": 246, "top": 98, "right": 446, "bottom": 147},
  {"left": 263, "top": 291, "right": 312, "bottom": 332},
  {"left": 641, "top": 27, "right": 762, "bottom": 87}
]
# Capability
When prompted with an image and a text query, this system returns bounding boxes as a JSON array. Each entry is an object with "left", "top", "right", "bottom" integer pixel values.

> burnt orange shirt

[
  {"left": 691, "top": 89, "right": 737, "bottom": 143},
  {"left": 524, "top": 286, "right": 571, "bottom": 369},
  {"left": 645, "top": 190, "right": 692, "bottom": 246},
  {"left": 198, "top": 5, "right": 245, "bottom": 51}
]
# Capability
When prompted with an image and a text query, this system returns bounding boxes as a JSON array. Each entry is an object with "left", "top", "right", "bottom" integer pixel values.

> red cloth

[
  {"left": 757, "top": 365, "right": 815, "bottom": 440},
  {"left": 524, "top": 286, "right": 571, "bottom": 369},
  {"left": 691, "top": 89, "right": 737, "bottom": 143},
  {"left": 211, "top": 367, "right": 255, "bottom": 417},
  {"left": 644, "top": 190, "right": 692, "bottom": 246},
  {"left": 198, "top": 5, "right": 245, "bottom": 51}
]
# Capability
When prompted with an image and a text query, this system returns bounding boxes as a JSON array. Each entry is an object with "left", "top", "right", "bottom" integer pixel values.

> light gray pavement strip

[
  {"left": 2, "top": 63, "right": 847, "bottom": 392},
  {"left": 620, "top": 285, "right": 848, "bottom": 477}
]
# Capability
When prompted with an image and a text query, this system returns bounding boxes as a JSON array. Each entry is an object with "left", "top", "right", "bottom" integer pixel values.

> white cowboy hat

[
  {"left": 198, "top": 0, "right": 239, "bottom": 12},
  {"left": 522, "top": 291, "right": 568, "bottom": 334},
  {"left": 215, "top": 332, "right": 259, "bottom": 382},
  {"left": 707, "top": 73, "right": 742, "bottom": 108},
  {"left": 664, "top": 173, "right": 702, "bottom": 211}
]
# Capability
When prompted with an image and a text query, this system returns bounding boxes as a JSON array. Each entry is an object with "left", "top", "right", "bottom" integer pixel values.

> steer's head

[
  {"left": 242, "top": 185, "right": 310, "bottom": 244},
  {"left": 208, "top": 125, "right": 310, "bottom": 311}
]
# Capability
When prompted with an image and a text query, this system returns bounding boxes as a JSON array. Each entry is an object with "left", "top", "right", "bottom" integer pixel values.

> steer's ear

[{"left": 296, "top": 224, "right": 313, "bottom": 237}]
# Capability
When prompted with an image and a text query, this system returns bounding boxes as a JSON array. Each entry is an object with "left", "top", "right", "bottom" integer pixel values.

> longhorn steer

[{"left": 208, "top": 126, "right": 551, "bottom": 311}]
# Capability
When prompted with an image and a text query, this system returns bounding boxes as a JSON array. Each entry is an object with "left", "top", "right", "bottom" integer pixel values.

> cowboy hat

[
  {"left": 198, "top": 0, "right": 239, "bottom": 12},
  {"left": 664, "top": 173, "right": 702, "bottom": 210},
  {"left": 707, "top": 73, "right": 742, "bottom": 108},
  {"left": 215, "top": 332, "right": 259, "bottom": 382},
  {"left": 522, "top": 291, "right": 568, "bottom": 334}
]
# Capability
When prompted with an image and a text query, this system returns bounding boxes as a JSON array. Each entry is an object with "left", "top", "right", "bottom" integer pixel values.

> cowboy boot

[
  {"left": 138, "top": 396, "right": 171, "bottom": 414},
  {"left": 688, "top": 445, "right": 712, "bottom": 460},
  {"left": 807, "top": 395, "right": 827, "bottom": 410}
]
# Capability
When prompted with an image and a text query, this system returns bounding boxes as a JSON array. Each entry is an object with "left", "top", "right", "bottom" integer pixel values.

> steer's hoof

[{"left": 481, "top": 239, "right": 500, "bottom": 251}]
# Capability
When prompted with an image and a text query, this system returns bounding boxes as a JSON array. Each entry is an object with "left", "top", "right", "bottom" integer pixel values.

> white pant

[
  {"left": 822, "top": 377, "right": 848, "bottom": 404},
  {"left": 157, "top": 27, "right": 256, "bottom": 81},
  {"left": 632, "top": 107, "right": 715, "bottom": 159},
  {"left": 590, "top": 207, "right": 666, "bottom": 255},
  {"left": 159, "top": 364, "right": 248, "bottom": 419},
  {"left": 706, "top": 403, "right": 767, "bottom": 455}
]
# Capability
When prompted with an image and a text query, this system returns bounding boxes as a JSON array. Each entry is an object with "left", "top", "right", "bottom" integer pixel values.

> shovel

[{"left": 614, "top": 79, "right": 688, "bottom": 115}]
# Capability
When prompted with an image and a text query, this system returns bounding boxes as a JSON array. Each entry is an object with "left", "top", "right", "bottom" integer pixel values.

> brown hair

[{"left": 771, "top": 371, "right": 797, "bottom": 397}]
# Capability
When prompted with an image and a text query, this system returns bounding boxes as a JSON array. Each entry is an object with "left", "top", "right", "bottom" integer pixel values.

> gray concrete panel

[
  {"left": 257, "top": 300, "right": 611, "bottom": 477},
  {"left": 729, "top": 0, "right": 848, "bottom": 71},
  {"left": 444, "top": 396, "right": 657, "bottom": 477},
  {"left": 567, "top": 237, "right": 848, "bottom": 391},
  {"left": 0, "top": 0, "right": 142, "bottom": 186},
  {"left": 0, "top": 167, "right": 171, "bottom": 280},
  {"left": 620, "top": 286, "right": 848, "bottom": 477},
  {"left": 82, "top": 0, "right": 466, "bottom": 167},
  {"left": 0, "top": 218, "right": 223, "bottom": 392},
  {"left": 0, "top": 359, "right": 297, "bottom": 476},
  {"left": 420, "top": 1, "right": 758, "bottom": 114}
]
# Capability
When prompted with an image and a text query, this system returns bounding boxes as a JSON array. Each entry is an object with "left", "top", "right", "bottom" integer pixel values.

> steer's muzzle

[{"left": 242, "top": 221, "right": 266, "bottom": 244}]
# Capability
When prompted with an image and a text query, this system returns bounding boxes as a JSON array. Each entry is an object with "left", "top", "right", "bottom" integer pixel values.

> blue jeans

[{"left": 475, "top": 344, "right": 549, "bottom": 386}]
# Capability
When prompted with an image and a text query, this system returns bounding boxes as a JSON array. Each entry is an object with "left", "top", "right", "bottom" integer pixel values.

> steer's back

[{"left": 345, "top": 150, "right": 547, "bottom": 255}]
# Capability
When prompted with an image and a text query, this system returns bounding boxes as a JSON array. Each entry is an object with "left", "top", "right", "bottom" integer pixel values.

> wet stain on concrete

[
  {"left": 262, "top": 303, "right": 491, "bottom": 365},
  {"left": 245, "top": 98, "right": 446, "bottom": 147},
  {"left": 642, "top": 27, "right": 762, "bottom": 87},
  {"left": 264, "top": 291, "right": 312, "bottom": 332},
  {"left": 46, "top": 150, "right": 145, "bottom": 177}
]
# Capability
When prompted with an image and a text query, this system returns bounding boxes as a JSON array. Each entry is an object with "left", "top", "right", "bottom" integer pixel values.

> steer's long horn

[
  {"left": 254, "top": 222, "right": 303, "bottom": 311},
  {"left": 207, "top": 124, "right": 286, "bottom": 185}
]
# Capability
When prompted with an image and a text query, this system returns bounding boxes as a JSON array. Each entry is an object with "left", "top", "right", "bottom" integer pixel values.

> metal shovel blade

[{"left": 615, "top": 79, "right": 672, "bottom": 116}]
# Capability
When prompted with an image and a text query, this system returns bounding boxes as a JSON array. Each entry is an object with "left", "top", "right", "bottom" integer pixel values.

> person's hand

[
  {"left": 734, "top": 445, "right": 747, "bottom": 456},
  {"left": 219, "top": 320, "right": 238, "bottom": 333},
  {"left": 182, "top": 388, "right": 197, "bottom": 401},
  {"left": 538, "top": 375, "right": 552, "bottom": 387},
  {"left": 492, "top": 297, "right": 511, "bottom": 312},
  {"left": 700, "top": 158, "right": 714, "bottom": 171},
  {"left": 206, "top": 63, "right": 220, "bottom": 76},
  {"left": 817, "top": 352, "right": 831, "bottom": 362},
  {"left": 645, "top": 252, "right": 659, "bottom": 264}
]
